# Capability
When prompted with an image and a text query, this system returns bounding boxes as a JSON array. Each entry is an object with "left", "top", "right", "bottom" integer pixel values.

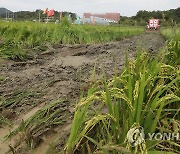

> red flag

[
  {"left": 43, "top": 8, "right": 48, "bottom": 14},
  {"left": 48, "top": 10, "right": 55, "bottom": 17}
]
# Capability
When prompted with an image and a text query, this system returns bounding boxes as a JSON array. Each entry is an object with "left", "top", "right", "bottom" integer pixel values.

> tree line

[
  {"left": 120, "top": 7, "right": 180, "bottom": 26},
  {"left": 0, "top": 9, "right": 77, "bottom": 22},
  {"left": 0, "top": 7, "right": 179, "bottom": 26}
]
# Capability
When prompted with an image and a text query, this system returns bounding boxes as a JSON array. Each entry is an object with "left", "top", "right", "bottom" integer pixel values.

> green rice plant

[
  {"left": 65, "top": 50, "right": 180, "bottom": 153},
  {"left": 0, "top": 39, "right": 27, "bottom": 61},
  {"left": 165, "top": 36, "right": 180, "bottom": 66},
  {"left": 161, "top": 28, "right": 180, "bottom": 40},
  {"left": 161, "top": 28, "right": 180, "bottom": 66},
  {"left": 0, "top": 21, "right": 144, "bottom": 60}
]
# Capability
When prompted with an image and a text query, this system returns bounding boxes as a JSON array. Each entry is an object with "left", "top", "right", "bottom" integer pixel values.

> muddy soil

[{"left": 0, "top": 32, "right": 164, "bottom": 153}]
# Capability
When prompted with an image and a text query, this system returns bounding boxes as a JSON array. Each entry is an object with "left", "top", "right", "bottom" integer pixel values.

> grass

[
  {"left": 65, "top": 47, "right": 180, "bottom": 153},
  {"left": 0, "top": 19, "right": 144, "bottom": 60}
]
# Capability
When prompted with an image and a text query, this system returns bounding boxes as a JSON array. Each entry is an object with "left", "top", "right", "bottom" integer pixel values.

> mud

[
  {"left": 34, "top": 122, "right": 72, "bottom": 154},
  {"left": 0, "top": 32, "right": 164, "bottom": 153},
  {"left": 0, "top": 103, "right": 45, "bottom": 153}
]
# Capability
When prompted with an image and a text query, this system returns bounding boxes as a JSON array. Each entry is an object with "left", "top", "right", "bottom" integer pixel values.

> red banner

[
  {"left": 48, "top": 10, "right": 55, "bottom": 17},
  {"left": 43, "top": 8, "right": 48, "bottom": 14}
]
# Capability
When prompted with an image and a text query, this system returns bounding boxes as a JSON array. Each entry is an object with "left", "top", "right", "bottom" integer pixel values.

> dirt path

[{"left": 0, "top": 32, "right": 164, "bottom": 153}]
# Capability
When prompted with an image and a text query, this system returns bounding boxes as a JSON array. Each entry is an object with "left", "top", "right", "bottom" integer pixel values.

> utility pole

[
  {"left": 39, "top": 9, "right": 41, "bottom": 22},
  {"left": 5, "top": 10, "right": 7, "bottom": 21},
  {"left": 47, "top": 14, "right": 48, "bottom": 23},
  {"left": 7, "top": 11, "right": 9, "bottom": 20},
  {"left": 60, "top": 12, "right": 62, "bottom": 22},
  {"left": 13, "top": 12, "right": 15, "bottom": 21},
  {"left": 83, "top": 15, "right": 85, "bottom": 24}
]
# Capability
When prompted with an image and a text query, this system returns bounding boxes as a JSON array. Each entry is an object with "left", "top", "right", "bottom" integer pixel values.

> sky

[{"left": 0, "top": 0, "right": 179, "bottom": 17}]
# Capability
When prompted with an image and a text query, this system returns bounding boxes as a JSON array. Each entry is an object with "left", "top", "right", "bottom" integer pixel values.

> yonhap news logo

[
  {"left": 126, "top": 126, "right": 180, "bottom": 147},
  {"left": 147, "top": 132, "right": 180, "bottom": 141},
  {"left": 126, "top": 126, "right": 145, "bottom": 147}
]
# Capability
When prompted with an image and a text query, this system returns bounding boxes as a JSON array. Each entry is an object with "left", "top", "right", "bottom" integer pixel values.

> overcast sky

[{"left": 0, "top": 0, "right": 179, "bottom": 17}]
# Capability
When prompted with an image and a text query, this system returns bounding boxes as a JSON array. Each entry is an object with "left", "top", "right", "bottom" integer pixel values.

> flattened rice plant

[{"left": 4, "top": 99, "right": 70, "bottom": 151}]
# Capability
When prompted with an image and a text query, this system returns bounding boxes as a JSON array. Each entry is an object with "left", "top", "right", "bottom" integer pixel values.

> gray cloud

[{"left": 0, "top": 0, "right": 179, "bottom": 16}]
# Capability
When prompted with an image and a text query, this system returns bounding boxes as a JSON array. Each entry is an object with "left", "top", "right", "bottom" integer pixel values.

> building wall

[{"left": 83, "top": 13, "right": 120, "bottom": 22}]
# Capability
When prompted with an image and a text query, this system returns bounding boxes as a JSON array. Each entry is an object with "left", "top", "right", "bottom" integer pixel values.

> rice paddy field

[
  {"left": 0, "top": 20, "right": 143, "bottom": 60},
  {"left": 0, "top": 20, "right": 179, "bottom": 154}
]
